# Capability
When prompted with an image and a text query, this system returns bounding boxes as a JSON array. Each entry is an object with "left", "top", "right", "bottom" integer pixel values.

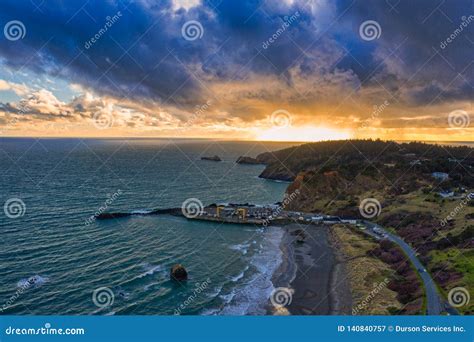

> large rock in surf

[{"left": 170, "top": 264, "right": 188, "bottom": 281}]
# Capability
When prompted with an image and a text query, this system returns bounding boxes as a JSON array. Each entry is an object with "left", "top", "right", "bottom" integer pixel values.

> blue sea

[{"left": 0, "top": 138, "right": 298, "bottom": 315}]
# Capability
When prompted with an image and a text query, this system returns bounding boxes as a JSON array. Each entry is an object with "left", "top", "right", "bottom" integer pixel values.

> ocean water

[{"left": 0, "top": 138, "right": 297, "bottom": 315}]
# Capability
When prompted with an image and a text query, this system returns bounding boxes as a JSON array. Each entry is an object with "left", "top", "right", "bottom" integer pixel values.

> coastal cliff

[
  {"left": 259, "top": 139, "right": 474, "bottom": 314},
  {"left": 236, "top": 153, "right": 276, "bottom": 165},
  {"left": 255, "top": 140, "right": 474, "bottom": 183}
]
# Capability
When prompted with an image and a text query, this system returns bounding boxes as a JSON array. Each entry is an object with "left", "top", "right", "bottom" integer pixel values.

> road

[{"left": 362, "top": 221, "right": 458, "bottom": 315}]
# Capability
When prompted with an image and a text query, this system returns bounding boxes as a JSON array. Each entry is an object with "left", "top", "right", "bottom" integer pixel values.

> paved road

[{"left": 362, "top": 221, "right": 457, "bottom": 315}]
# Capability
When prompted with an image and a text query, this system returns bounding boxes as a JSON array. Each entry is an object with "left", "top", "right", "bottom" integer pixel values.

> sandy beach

[{"left": 270, "top": 223, "right": 352, "bottom": 315}]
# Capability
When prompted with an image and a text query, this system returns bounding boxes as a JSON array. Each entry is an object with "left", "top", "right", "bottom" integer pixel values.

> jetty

[{"left": 96, "top": 203, "right": 358, "bottom": 227}]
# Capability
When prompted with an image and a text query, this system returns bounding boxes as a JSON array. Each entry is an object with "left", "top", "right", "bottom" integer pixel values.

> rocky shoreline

[{"left": 269, "top": 224, "right": 352, "bottom": 315}]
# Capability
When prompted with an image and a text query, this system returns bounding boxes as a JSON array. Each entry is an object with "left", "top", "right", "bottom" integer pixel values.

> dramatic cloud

[
  {"left": 0, "top": 79, "right": 29, "bottom": 96},
  {"left": 0, "top": 0, "right": 472, "bottom": 139}
]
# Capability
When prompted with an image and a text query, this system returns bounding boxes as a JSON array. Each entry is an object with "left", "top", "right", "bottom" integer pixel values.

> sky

[{"left": 0, "top": 0, "right": 472, "bottom": 141}]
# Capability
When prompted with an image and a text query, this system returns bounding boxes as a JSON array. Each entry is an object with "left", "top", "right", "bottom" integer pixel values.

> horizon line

[{"left": 1, "top": 136, "right": 473, "bottom": 144}]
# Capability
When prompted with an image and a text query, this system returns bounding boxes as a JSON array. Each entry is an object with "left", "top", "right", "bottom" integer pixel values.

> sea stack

[{"left": 170, "top": 264, "right": 188, "bottom": 281}]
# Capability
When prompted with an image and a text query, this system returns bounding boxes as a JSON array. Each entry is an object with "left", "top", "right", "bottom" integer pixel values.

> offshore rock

[{"left": 170, "top": 264, "right": 188, "bottom": 281}]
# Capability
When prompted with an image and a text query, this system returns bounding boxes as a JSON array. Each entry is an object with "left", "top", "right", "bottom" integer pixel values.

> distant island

[{"left": 201, "top": 155, "right": 222, "bottom": 162}]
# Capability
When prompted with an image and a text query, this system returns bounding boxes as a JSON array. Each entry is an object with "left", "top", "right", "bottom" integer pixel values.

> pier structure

[{"left": 97, "top": 203, "right": 360, "bottom": 227}]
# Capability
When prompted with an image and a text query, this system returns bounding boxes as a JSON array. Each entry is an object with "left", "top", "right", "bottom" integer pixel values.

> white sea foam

[
  {"left": 138, "top": 264, "right": 163, "bottom": 278},
  {"left": 229, "top": 242, "right": 250, "bottom": 255},
  {"left": 220, "top": 291, "right": 236, "bottom": 304},
  {"left": 143, "top": 282, "right": 160, "bottom": 291},
  {"left": 216, "top": 227, "right": 284, "bottom": 315},
  {"left": 207, "top": 285, "right": 223, "bottom": 298},
  {"left": 230, "top": 266, "right": 249, "bottom": 282},
  {"left": 17, "top": 275, "right": 49, "bottom": 288},
  {"left": 131, "top": 210, "right": 152, "bottom": 214}
]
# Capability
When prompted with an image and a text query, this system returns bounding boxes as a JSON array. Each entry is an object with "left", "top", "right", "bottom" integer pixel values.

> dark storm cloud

[
  {"left": 0, "top": 0, "right": 471, "bottom": 112},
  {"left": 337, "top": 0, "right": 473, "bottom": 104}
]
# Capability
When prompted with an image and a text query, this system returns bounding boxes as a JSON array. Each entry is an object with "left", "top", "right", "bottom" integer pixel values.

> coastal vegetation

[
  {"left": 331, "top": 225, "right": 403, "bottom": 315},
  {"left": 331, "top": 224, "right": 423, "bottom": 315}
]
